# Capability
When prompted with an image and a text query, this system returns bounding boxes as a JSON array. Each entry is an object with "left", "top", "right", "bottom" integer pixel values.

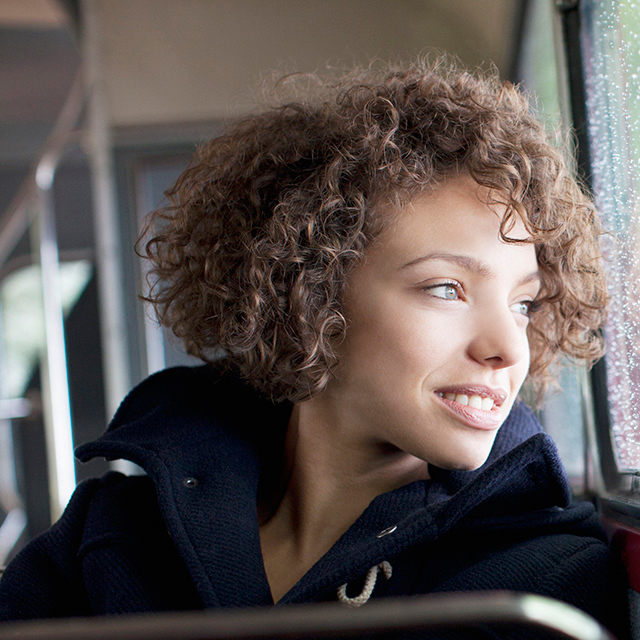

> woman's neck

[{"left": 259, "top": 399, "right": 428, "bottom": 602}]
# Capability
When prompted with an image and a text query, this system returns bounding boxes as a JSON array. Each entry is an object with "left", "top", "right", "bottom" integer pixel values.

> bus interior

[{"left": 0, "top": 0, "right": 638, "bottom": 638}]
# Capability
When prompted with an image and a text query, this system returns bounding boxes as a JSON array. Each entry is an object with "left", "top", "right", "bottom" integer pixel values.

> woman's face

[{"left": 322, "top": 175, "right": 540, "bottom": 471}]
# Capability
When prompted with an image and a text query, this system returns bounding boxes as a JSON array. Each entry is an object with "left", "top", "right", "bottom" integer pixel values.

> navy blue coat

[{"left": 0, "top": 366, "right": 629, "bottom": 636}]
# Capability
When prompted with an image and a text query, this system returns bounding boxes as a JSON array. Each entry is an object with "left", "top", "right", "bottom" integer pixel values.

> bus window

[
  {"left": 580, "top": 0, "right": 640, "bottom": 481},
  {"left": 520, "top": 0, "right": 640, "bottom": 498},
  {"left": 516, "top": 0, "right": 590, "bottom": 495}
]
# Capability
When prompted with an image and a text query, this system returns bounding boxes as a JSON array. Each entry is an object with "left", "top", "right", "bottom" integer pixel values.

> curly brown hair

[{"left": 140, "top": 58, "right": 607, "bottom": 403}]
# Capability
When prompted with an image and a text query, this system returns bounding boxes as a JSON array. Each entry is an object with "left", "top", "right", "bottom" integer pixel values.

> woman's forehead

[{"left": 373, "top": 177, "right": 531, "bottom": 254}]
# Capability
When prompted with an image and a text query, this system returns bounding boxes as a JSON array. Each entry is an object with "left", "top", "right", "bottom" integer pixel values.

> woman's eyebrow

[
  {"left": 400, "top": 251, "right": 541, "bottom": 286},
  {"left": 400, "top": 252, "right": 494, "bottom": 277}
]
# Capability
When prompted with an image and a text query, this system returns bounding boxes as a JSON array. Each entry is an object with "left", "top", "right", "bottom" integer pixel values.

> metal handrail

[
  {"left": 0, "top": 69, "right": 88, "bottom": 521},
  {"left": 0, "top": 592, "right": 617, "bottom": 640},
  {"left": 0, "top": 72, "right": 86, "bottom": 269}
]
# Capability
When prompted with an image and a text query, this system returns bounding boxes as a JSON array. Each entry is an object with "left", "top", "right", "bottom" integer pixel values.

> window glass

[
  {"left": 581, "top": 0, "right": 640, "bottom": 471},
  {"left": 0, "top": 261, "right": 93, "bottom": 398},
  {"left": 518, "top": 0, "right": 587, "bottom": 490},
  {"left": 0, "top": 259, "right": 93, "bottom": 562}
]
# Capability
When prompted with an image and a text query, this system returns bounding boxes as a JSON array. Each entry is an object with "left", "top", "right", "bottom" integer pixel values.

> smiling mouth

[
  {"left": 434, "top": 388, "right": 505, "bottom": 430},
  {"left": 436, "top": 392, "right": 495, "bottom": 411}
]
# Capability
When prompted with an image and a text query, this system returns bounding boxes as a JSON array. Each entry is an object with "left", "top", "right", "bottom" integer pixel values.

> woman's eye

[
  {"left": 511, "top": 300, "right": 533, "bottom": 316},
  {"left": 425, "top": 283, "right": 460, "bottom": 300}
]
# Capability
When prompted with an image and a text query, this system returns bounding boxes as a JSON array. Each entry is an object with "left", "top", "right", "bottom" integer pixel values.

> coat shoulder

[
  {"left": 0, "top": 474, "right": 113, "bottom": 620},
  {"left": 0, "top": 472, "right": 197, "bottom": 621}
]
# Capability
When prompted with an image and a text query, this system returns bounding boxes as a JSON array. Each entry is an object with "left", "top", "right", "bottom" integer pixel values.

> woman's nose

[{"left": 466, "top": 306, "right": 530, "bottom": 370}]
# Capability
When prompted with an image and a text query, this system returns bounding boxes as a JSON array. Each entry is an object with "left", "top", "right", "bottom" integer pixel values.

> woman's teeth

[{"left": 440, "top": 392, "right": 495, "bottom": 411}]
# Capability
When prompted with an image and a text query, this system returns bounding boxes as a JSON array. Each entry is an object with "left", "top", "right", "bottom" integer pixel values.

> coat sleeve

[
  {"left": 0, "top": 478, "right": 101, "bottom": 621},
  {"left": 397, "top": 514, "right": 630, "bottom": 640},
  {"left": 535, "top": 536, "right": 630, "bottom": 640}
]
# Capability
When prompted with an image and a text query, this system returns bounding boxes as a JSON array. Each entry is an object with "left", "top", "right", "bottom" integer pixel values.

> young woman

[{"left": 0, "top": 59, "right": 627, "bottom": 635}]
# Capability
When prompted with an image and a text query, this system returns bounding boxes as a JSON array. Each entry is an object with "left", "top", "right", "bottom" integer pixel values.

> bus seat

[
  {"left": 603, "top": 515, "right": 640, "bottom": 640},
  {"left": 0, "top": 591, "right": 618, "bottom": 640}
]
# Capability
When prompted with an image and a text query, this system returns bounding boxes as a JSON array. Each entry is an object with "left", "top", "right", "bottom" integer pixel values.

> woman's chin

[{"left": 430, "top": 449, "right": 492, "bottom": 472}]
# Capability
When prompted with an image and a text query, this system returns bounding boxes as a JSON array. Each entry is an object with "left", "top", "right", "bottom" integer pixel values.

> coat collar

[{"left": 76, "top": 366, "right": 571, "bottom": 607}]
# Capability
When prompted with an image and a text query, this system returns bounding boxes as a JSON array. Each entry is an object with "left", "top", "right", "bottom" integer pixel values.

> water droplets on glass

[{"left": 582, "top": 0, "right": 640, "bottom": 470}]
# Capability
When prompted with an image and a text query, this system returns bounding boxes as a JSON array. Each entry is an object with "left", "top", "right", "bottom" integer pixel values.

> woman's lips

[{"left": 434, "top": 388, "right": 505, "bottom": 430}]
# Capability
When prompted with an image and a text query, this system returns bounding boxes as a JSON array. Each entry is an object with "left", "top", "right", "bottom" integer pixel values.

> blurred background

[{"left": 0, "top": 0, "right": 569, "bottom": 563}]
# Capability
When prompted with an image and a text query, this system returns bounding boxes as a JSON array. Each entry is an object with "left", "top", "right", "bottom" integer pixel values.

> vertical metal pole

[
  {"left": 0, "top": 71, "right": 87, "bottom": 525},
  {"left": 81, "top": 0, "right": 133, "bottom": 423},
  {"left": 0, "top": 305, "right": 27, "bottom": 563},
  {"left": 33, "top": 180, "right": 76, "bottom": 522}
]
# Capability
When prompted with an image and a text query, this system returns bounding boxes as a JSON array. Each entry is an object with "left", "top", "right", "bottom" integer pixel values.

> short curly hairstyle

[{"left": 140, "top": 58, "right": 607, "bottom": 403}]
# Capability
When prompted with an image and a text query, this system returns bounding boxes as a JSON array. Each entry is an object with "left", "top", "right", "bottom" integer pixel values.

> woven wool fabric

[{"left": 0, "top": 366, "right": 630, "bottom": 638}]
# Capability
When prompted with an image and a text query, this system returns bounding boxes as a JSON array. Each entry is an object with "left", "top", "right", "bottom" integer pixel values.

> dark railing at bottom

[{"left": 0, "top": 591, "right": 616, "bottom": 640}]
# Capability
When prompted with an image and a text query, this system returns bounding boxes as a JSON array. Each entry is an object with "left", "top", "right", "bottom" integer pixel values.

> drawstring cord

[{"left": 337, "top": 561, "right": 393, "bottom": 607}]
